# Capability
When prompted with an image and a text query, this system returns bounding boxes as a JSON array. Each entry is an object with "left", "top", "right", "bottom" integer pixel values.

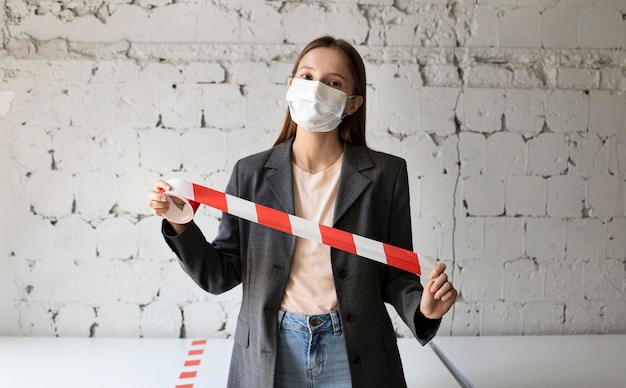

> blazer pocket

[
  {"left": 234, "top": 318, "right": 250, "bottom": 348},
  {"left": 381, "top": 321, "right": 398, "bottom": 352}
]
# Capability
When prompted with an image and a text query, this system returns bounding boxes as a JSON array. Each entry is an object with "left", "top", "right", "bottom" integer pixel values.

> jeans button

[{"left": 310, "top": 318, "right": 323, "bottom": 326}]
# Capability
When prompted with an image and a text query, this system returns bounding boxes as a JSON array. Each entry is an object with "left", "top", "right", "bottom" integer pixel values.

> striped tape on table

[{"left": 160, "top": 178, "right": 434, "bottom": 276}]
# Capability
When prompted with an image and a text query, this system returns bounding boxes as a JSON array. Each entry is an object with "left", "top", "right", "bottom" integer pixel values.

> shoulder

[
  {"left": 346, "top": 144, "right": 407, "bottom": 171},
  {"left": 234, "top": 141, "right": 290, "bottom": 171}
]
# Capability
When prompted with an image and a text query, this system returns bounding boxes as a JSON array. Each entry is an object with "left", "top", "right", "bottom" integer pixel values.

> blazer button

[
  {"left": 338, "top": 270, "right": 347, "bottom": 278},
  {"left": 352, "top": 355, "right": 361, "bottom": 364},
  {"left": 346, "top": 313, "right": 355, "bottom": 322}
]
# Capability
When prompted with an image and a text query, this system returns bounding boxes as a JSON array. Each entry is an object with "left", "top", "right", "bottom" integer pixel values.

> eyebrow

[{"left": 297, "top": 65, "right": 348, "bottom": 81}]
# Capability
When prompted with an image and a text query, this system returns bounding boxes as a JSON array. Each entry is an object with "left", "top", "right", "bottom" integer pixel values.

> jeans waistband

[{"left": 278, "top": 310, "right": 342, "bottom": 335}]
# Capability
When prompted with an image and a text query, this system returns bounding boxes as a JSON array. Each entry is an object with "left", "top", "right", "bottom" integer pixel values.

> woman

[{"left": 148, "top": 36, "right": 457, "bottom": 388}]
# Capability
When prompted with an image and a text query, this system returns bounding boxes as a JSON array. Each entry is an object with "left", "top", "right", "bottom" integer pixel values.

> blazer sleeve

[
  {"left": 381, "top": 158, "right": 441, "bottom": 345},
  {"left": 162, "top": 163, "right": 244, "bottom": 295}
]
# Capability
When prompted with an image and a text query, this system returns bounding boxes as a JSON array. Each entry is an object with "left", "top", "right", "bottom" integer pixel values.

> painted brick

[
  {"left": 158, "top": 261, "right": 216, "bottom": 302},
  {"left": 200, "top": 84, "right": 248, "bottom": 129},
  {"left": 600, "top": 67, "right": 626, "bottom": 90},
  {"left": 546, "top": 90, "right": 588, "bottom": 134},
  {"left": 498, "top": 7, "right": 540, "bottom": 48},
  {"left": 566, "top": 218, "right": 606, "bottom": 260},
  {"left": 568, "top": 133, "right": 608, "bottom": 178},
  {"left": 450, "top": 301, "right": 481, "bottom": 336},
  {"left": 463, "top": 175, "right": 505, "bottom": 216},
  {"left": 540, "top": 6, "right": 579, "bottom": 48},
  {"left": 245, "top": 84, "right": 287, "bottom": 132},
  {"left": 485, "top": 132, "right": 526, "bottom": 174},
  {"left": 117, "top": 169, "right": 159, "bottom": 215},
  {"left": 503, "top": 258, "right": 545, "bottom": 300},
  {"left": 96, "top": 217, "right": 138, "bottom": 259},
  {"left": 420, "top": 174, "right": 457, "bottom": 217},
  {"left": 139, "top": 128, "right": 183, "bottom": 173},
  {"left": 396, "top": 134, "right": 443, "bottom": 177},
  {"left": 453, "top": 217, "right": 484, "bottom": 259},
  {"left": 584, "top": 258, "right": 624, "bottom": 300},
  {"left": 140, "top": 301, "right": 182, "bottom": 338},
  {"left": 156, "top": 83, "right": 202, "bottom": 129},
  {"left": 504, "top": 89, "right": 546, "bottom": 138},
  {"left": 586, "top": 175, "right": 624, "bottom": 217},
  {"left": 95, "top": 302, "right": 141, "bottom": 337},
  {"left": 589, "top": 91, "right": 625, "bottom": 137},
  {"left": 579, "top": 8, "right": 623, "bottom": 49},
  {"left": 557, "top": 68, "right": 600, "bottom": 90},
  {"left": 137, "top": 217, "right": 174, "bottom": 261},
  {"left": 26, "top": 170, "right": 73, "bottom": 218},
  {"left": 505, "top": 175, "right": 546, "bottom": 217},
  {"left": 543, "top": 259, "right": 584, "bottom": 300},
  {"left": 466, "top": 5, "right": 499, "bottom": 47},
  {"left": 8, "top": 126, "right": 53, "bottom": 173},
  {"left": 527, "top": 134, "right": 569, "bottom": 175},
  {"left": 181, "top": 128, "right": 229, "bottom": 174},
  {"left": 15, "top": 302, "right": 56, "bottom": 336},
  {"left": 484, "top": 217, "right": 525, "bottom": 260},
  {"left": 458, "top": 260, "right": 502, "bottom": 301},
  {"left": 23, "top": 259, "right": 74, "bottom": 302},
  {"left": 55, "top": 303, "right": 97, "bottom": 337},
  {"left": 612, "top": 132, "right": 626, "bottom": 177},
  {"left": 412, "top": 216, "right": 438, "bottom": 259},
  {"left": 481, "top": 301, "right": 523, "bottom": 335},
  {"left": 92, "top": 128, "right": 140, "bottom": 174},
  {"left": 546, "top": 175, "right": 585, "bottom": 218},
  {"left": 9, "top": 215, "right": 55, "bottom": 260},
  {"left": 522, "top": 302, "right": 564, "bottom": 335},
  {"left": 117, "top": 259, "right": 162, "bottom": 305},
  {"left": 183, "top": 301, "right": 227, "bottom": 338},
  {"left": 459, "top": 88, "right": 505, "bottom": 133},
  {"left": 374, "top": 85, "right": 420, "bottom": 134},
  {"left": 606, "top": 217, "right": 626, "bottom": 259},
  {"left": 419, "top": 88, "right": 460, "bottom": 136},
  {"left": 458, "top": 132, "right": 486, "bottom": 176},
  {"left": 74, "top": 171, "right": 117, "bottom": 217},
  {"left": 525, "top": 218, "right": 565, "bottom": 260},
  {"left": 73, "top": 259, "right": 119, "bottom": 303}
]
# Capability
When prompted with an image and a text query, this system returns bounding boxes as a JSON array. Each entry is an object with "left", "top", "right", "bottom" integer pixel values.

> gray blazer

[{"left": 164, "top": 139, "right": 441, "bottom": 388}]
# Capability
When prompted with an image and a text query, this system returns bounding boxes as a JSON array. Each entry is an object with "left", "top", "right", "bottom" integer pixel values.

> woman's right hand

[
  {"left": 147, "top": 180, "right": 189, "bottom": 234},
  {"left": 147, "top": 180, "right": 173, "bottom": 218}
]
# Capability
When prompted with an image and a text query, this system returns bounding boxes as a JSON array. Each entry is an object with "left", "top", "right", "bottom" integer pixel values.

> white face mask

[{"left": 286, "top": 78, "right": 352, "bottom": 133}]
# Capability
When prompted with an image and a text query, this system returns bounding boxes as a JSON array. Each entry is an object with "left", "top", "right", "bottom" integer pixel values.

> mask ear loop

[{"left": 342, "top": 95, "right": 358, "bottom": 117}]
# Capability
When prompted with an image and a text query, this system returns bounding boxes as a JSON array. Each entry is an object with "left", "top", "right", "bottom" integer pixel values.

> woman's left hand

[{"left": 419, "top": 263, "right": 457, "bottom": 320}]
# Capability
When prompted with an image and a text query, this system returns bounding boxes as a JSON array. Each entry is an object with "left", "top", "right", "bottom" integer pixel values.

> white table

[
  {"left": 0, "top": 337, "right": 458, "bottom": 387},
  {"left": 431, "top": 335, "right": 626, "bottom": 388}
]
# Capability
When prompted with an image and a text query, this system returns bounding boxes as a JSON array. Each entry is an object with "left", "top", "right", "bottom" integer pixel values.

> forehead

[{"left": 297, "top": 47, "right": 352, "bottom": 79}]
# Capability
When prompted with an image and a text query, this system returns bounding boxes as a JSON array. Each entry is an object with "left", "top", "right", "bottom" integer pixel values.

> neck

[{"left": 292, "top": 130, "right": 343, "bottom": 174}]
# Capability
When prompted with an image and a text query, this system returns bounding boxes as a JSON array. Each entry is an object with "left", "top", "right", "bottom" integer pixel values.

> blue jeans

[{"left": 275, "top": 310, "right": 352, "bottom": 388}]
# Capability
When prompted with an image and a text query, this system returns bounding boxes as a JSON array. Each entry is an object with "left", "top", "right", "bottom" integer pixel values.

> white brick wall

[{"left": 1, "top": 0, "right": 625, "bottom": 338}]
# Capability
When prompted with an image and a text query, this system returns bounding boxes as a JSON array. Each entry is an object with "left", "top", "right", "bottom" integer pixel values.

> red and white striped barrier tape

[
  {"left": 160, "top": 178, "right": 435, "bottom": 276},
  {"left": 175, "top": 338, "right": 207, "bottom": 388}
]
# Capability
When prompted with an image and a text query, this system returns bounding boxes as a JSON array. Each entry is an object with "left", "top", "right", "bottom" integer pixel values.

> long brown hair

[{"left": 273, "top": 36, "right": 367, "bottom": 146}]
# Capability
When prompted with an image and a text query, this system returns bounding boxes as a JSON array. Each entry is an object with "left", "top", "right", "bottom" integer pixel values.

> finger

[
  {"left": 154, "top": 180, "right": 172, "bottom": 193},
  {"left": 429, "top": 263, "right": 446, "bottom": 279},
  {"left": 147, "top": 189, "right": 164, "bottom": 201},
  {"left": 430, "top": 272, "right": 449, "bottom": 292},
  {"left": 439, "top": 287, "right": 458, "bottom": 303},
  {"left": 433, "top": 281, "right": 453, "bottom": 300}
]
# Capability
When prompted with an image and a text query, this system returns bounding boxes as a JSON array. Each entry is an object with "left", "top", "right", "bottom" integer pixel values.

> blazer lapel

[
  {"left": 334, "top": 144, "right": 372, "bottom": 225},
  {"left": 264, "top": 140, "right": 295, "bottom": 215}
]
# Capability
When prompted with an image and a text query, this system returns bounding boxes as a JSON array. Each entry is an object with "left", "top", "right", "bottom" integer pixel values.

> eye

[
  {"left": 328, "top": 80, "right": 341, "bottom": 88},
  {"left": 299, "top": 73, "right": 313, "bottom": 80}
]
